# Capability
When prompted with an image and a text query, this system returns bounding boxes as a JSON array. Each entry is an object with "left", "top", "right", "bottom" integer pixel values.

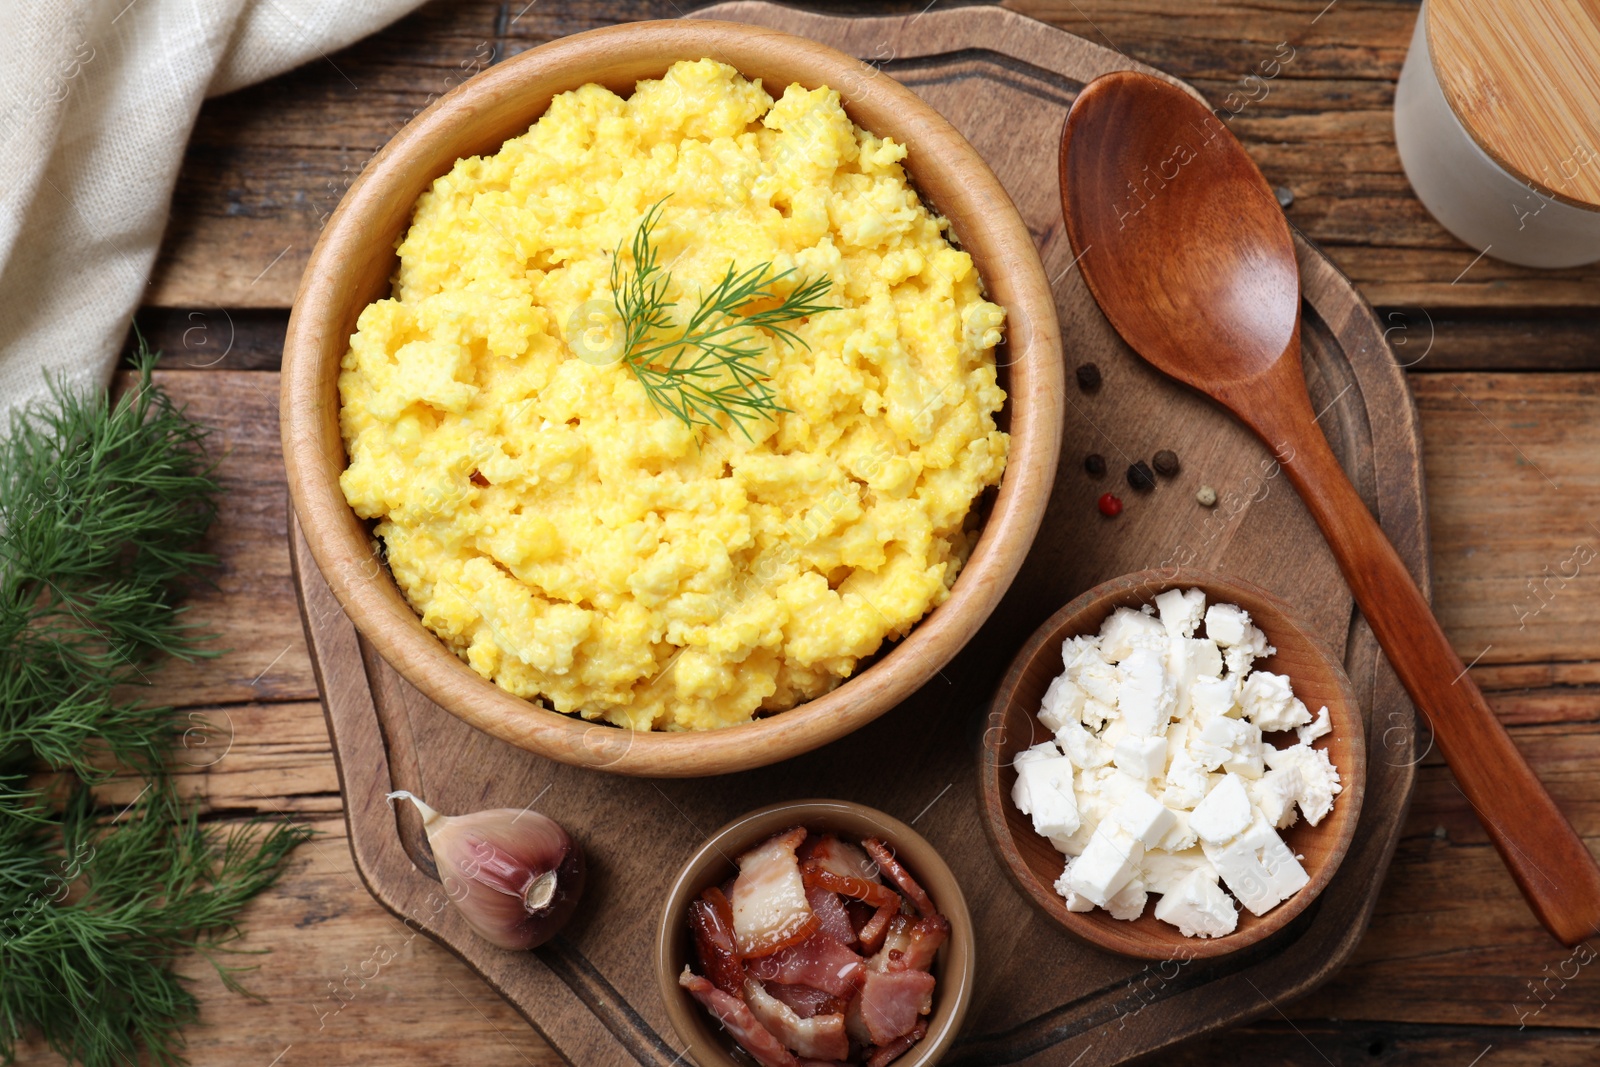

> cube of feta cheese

[
  {"left": 1249, "top": 768, "right": 1300, "bottom": 829},
  {"left": 1202, "top": 816, "right": 1309, "bottom": 916},
  {"left": 1113, "top": 734, "right": 1167, "bottom": 781},
  {"left": 1056, "top": 717, "right": 1113, "bottom": 770},
  {"left": 1099, "top": 607, "right": 1169, "bottom": 662},
  {"left": 1076, "top": 658, "right": 1122, "bottom": 708},
  {"left": 1053, "top": 858, "right": 1098, "bottom": 911},
  {"left": 1192, "top": 716, "right": 1263, "bottom": 777},
  {"left": 1105, "top": 874, "right": 1149, "bottom": 921},
  {"left": 1039, "top": 674, "right": 1086, "bottom": 733},
  {"left": 1109, "top": 789, "right": 1178, "bottom": 848},
  {"left": 1296, "top": 705, "right": 1332, "bottom": 746},
  {"left": 1240, "top": 671, "right": 1313, "bottom": 732},
  {"left": 1061, "top": 634, "right": 1105, "bottom": 674},
  {"left": 1067, "top": 823, "right": 1144, "bottom": 907},
  {"left": 1117, "top": 646, "right": 1175, "bottom": 736},
  {"left": 1156, "top": 807, "right": 1199, "bottom": 852},
  {"left": 1188, "top": 675, "right": 1237, "bottom": 726},
  {"left": 1202, "top": 603, "right": 1252, "bottom": 647},
  {"left": 1140, "top": 847, "right": 1209, "bottom": 894},
  {"left": 1153, "top": 867, "right": 1238, "bottom": 938},
  {"left": 1161, "top": 750, "right": 1212, "bottom": 810},
  {"left": 1189, "top": 773, "right": 1253, "bottom": 844},
  {"left": 1014, "top": 754, "right": 1080, "bottom": 840},
  {"left": 1155, "top": 588, "right": 1207, "bottom": 639},
  {"left": 1264, "top": 742, "right": 1343, "bottom": 825},
  {"left": 1167, "top": 636, "right": 1222, "bottom": 718}
]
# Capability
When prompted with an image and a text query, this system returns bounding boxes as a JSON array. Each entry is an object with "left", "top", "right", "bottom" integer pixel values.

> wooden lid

[{"left": 1427, "top": 0, "right": 1600, "bottom": 209}]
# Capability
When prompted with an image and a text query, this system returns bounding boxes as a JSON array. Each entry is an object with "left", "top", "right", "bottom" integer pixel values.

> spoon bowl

[{"left": 1060, "top": 72, "right": 1298, "bottom": 387}]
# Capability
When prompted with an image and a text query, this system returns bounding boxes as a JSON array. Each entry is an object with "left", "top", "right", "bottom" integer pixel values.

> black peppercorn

[
  {"left": 1153, "top": 449, "right": 1180, "bottom": 477},
  {"left": 1084, "top": 452, "right": 1106, "bottom": 477},
  {"left": 1127, "top": 461, "right": 1156, "bottom": 491},
  {"left": 1075, "top": 362, "right": 1102, "bottom": 391}
]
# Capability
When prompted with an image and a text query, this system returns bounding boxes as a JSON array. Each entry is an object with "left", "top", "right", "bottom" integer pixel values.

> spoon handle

[{"left": 1253, "top": 382, "right": 1600, "bottom": 946}]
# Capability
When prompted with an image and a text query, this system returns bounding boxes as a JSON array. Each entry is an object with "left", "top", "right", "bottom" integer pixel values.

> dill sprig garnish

[
  {"left": 0, "top": 342, "right": 311, "bottom": 1067},
  {"left": 609, "top": 199, "right": 837, "bottom": 439}
]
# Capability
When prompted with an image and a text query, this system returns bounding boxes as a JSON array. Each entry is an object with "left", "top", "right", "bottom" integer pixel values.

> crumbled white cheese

[
  {"left": 1013, "top": 753, "right": 1080, "bottom": 840},
  {"left": 1263, "top": 743, "right": 1343, "bottom": 826},
  {"left": 1155, "top": 588, "right": 1207, "bottom": 639},
  {"left": 1067, "top": 822, "right": 1144, "bottom": 907},
  {"left": 1153, "top": 867, "right": 1238, "bottom": 938},
  {"left": 1012, "top": 588, "right": 1342, "bottom": 938},
  {"left": 1240, "top": 671, "right": 1312, "bottom": 732},
  {"left": 1112, "top": 734, "right": 1167, "bottom": 781},
  {"left": 1117, "top": 647, "right": 1174, "bottom": 736},
  {"left": 1110, "top": 789, "right": 1177, "bottom": 848},
  {"left": 1099, "top": 607, "right": 1169, "bottom": 662},
  {"left": 1189, "top": 773, "right": 1254, "bottom": 843},
  {"left": 1296, "top": 705, "right": 1332, "bottom": 746}
]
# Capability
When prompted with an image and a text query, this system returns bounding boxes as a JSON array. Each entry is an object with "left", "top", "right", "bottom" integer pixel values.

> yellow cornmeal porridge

[{"left": 338, "top": 59, "right": 1009, "bottom": 731}]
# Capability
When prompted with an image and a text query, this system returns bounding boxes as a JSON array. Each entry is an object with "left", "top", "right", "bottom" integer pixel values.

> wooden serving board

[{"left": 289, "top": 6, "right": 1426, "bottom": 1064}]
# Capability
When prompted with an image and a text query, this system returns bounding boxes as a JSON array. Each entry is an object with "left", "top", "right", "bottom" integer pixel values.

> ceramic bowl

[
  {"left": 656, "top": 799, "right": 974, "bottom": 1066},
  {"left": 281, "top": 19, "right": 1062, "bottom": 777},
  {"left": 977, "top": 569, "right": 1366, "bottom": 959}
]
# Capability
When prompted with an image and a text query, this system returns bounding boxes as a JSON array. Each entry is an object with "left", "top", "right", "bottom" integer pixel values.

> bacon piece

[
  {"left": 871, "top": 915, "right": 913, "bottom": 972},
  {"left": 894, "top": 914, "right": 949, "bottom": 973},
  {"left": 844, "top": 899, "right": 877, "bottom": 935},
  {"left": 746, "top": 933, "right": 867, "bottom": 999},
  {"left": 806, "top": 886, "right": 857, "bottom": 947},
  {"left": 858, "top": 968, "right": 936, "bottom": 1044},
  {"left": 856, "top": 899, "right": 900, "bottom": 954},
  {"left": 764, "top": 982, "right": 846, "bottom": 1019},
  {"left": 743, "top": 980, "right": 849, "bottom": 1061},
  {"left": 862, "top": 838, "right": 936, "bottom": 917},
  {"left": 733, "top": 827, "right": 819, "bottom": 958},
  {"left": 691, "top": 887, "right": 745, "bottom": 994},
  {"left": 801, "top": 833, "right": 880, "bottom": 883},
  {"left": 801, "top": 863, "right": 900, "bottom": 909},
  {"left": 679, "top": 968, "right": 797, "bottom": 1067},
  {"left": 866, "top": 1019, "right": 928, "bottom": 1067}
]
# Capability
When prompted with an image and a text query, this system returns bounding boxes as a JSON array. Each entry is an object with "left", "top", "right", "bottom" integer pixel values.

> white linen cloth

[{"left": 0, "top": 0, "right": 426, "bottom": 421}]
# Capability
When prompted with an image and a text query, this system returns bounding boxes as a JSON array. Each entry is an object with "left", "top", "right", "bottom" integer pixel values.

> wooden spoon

[{"left": 1059, "top": 69, "right": 1600, "bottom": 946}]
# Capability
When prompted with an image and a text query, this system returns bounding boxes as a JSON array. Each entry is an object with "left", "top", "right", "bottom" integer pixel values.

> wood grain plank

[
  {"left": 1413, "top": 373, "right": 1600, "bottom": 667},
  {"left": 131, "top": 369, "right": 319, "bottom": 708}
]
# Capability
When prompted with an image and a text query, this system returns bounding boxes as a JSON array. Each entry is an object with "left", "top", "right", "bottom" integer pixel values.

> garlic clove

[{"left": 387, "top": 791, "right": 585, "bottom": 951}]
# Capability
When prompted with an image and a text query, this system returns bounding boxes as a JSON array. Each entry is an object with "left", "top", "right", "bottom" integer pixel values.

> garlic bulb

[{"left": 388, "top": 791, "right": 585, "bottom": 950}]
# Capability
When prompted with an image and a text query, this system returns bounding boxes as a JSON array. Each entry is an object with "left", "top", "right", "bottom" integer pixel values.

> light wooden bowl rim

[
  {"left": 976, "top": 568, "right": 1368, "bottom": 960},
  {"left": 654, "top": 799, "right": 974, "bottom": 1067},
  {"left": 280, "top": 20, "right": 1063, "bottom": 778}
]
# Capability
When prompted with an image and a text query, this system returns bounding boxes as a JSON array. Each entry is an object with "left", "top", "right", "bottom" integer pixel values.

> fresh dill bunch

[
  {"left": 0, "top": 341, "right": 310, "bottom": 1067},
  {"left": 0, "top": 339, "right": 220, "bottom": 804},
  {"left": 0, "top": 783, "right": 312, "bottom": 1067},
  {"left": 609, "top": 199, "right": 837, "bottom": 440}
]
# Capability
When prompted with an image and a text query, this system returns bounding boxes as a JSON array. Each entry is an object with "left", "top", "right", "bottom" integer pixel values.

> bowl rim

[
  {"left": 280, "top": 18, "right": 1064, "bottom": 778},
  {"left": 976, "top": 567, "right": 1368, "bottom": 959},
  {"left": 654, "top": 798, "right": 975, "bottom": 1067}
]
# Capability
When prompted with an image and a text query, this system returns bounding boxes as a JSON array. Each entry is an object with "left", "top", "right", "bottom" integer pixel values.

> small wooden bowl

[
  {"left": 977, "top": 569, "right": 1366, "bottom": 959},
  {"left": 656, "top": 800, "right": 974, "bottom": 1067},
  {"left": 280, "top": 20, "right": 1063, "bottom": 778}
]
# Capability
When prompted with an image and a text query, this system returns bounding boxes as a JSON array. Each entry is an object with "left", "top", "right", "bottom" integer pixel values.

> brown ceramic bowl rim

[
  {"left": 280, "top": 19, "right": 1064, "bottom": 778},
  {"left": 655, "top": 799, "right": 975, "bottom": 1067},
  {"left": 977, "top": 568, "right": 1368, "bottom": 959}
]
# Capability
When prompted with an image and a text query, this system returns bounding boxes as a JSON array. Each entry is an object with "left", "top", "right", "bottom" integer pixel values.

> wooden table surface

[{"left": 19, "top": 1, "right": 1600, "bottom": 1064}]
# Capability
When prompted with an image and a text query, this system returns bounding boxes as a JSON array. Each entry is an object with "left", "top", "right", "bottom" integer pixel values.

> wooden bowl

[
  {"left": 656, "top": 799, "right": 974, "bottom": 1067},
  {"left": 977, "top": 569, "right": 1366, "bottom": 959},
  {"left": 280, "top": 20, "right": 1062, "bottom": 778}
]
